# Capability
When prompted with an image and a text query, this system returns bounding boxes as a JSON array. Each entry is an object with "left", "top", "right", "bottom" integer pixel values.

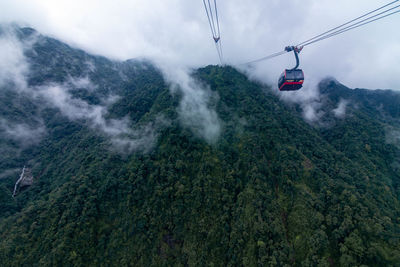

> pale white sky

[{"left": 1, "top": 0, "right": 400, "bottom": 89}]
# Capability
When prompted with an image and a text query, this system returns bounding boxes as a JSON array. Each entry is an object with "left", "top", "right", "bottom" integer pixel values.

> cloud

[
  {"left": 276, "top": 77, "right": 326, "bottom": 123},
  {"left": 385, "top": 127, "right": 400, "bottom": 172},
  {"left": 162, "top": 66, "right": 221, "bottom": 143},
  {"left": 302, "top": 103, "right": 323, "bottom": 123},
  {"left": 35, "top": 81, "right": 164, "bottom": 153},
  {"left": 265, "top": 76, "right": 350, "bottom": 124},
  {"left": 1, "top": 0, "right": 399, "bottom": 90},
  {"left": 385, "top": 127, "right": 400, "bottom": 147},
  {"left": 2, "top": 0, "right": 399, "bottom": 148},
  {"left": 332, "top": 99, "right": 349, "bottom": 118},
  {"left": 0, "top": 27, "right": 166, "bottom": 154},
  {"left": 0, "top": 27, "right": 29, "bottom": 90},
  {"left": 109, "top": 116, "right": 169, "bottom": 154},
  {"left": 0, "top": 119, "right": 46, "bottom": 147},
  {"left": 69, "top": 76, "right": 96, "bottom": 91}
]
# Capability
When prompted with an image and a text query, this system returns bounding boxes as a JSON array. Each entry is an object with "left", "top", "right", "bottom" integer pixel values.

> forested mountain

[{"left": 0, "top": 26, "right": 399, "bottom": 266}]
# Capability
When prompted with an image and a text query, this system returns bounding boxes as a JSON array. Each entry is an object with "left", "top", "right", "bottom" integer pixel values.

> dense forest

[{"left": 0, "top": 26, "right": 399, "bottom": 266}]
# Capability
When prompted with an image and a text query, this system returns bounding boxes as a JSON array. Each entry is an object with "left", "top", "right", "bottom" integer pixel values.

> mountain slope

[{"left": 0, "top": 27, "right": 399, "bottom": 266}]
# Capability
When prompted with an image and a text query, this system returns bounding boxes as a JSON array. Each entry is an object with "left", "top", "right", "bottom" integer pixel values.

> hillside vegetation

[{"left": 0, "top": 27, "right": 399, "bottom": 266}]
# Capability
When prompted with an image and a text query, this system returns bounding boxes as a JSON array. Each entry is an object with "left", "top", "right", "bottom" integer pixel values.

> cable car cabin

[{"left": 278, "top": 69, "right": 304, "bottom": 91}]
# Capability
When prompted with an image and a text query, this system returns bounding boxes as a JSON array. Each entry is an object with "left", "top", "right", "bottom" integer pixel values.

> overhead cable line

[
  {"left": 213, "top": 0, "right": 223, "bottom": 62},
  {"left": 303, "top": 9, "right": 400, "bottom": 47},
  {"left": 214, "top": 0, "right": 221, "bottom": 38},
  {"left": 240, "top": 50, "right": 287, "bottom": 66},
  {"left": 297, "top": 0, "right": 399, "bottom": 47},
  {"left": 202, "top": 0, "right": 223, "bottom": 64},
  {"left": 240, "top": 0, "right": 400, "bottom": 66},
  {"left": 301, "top": 6, "right": 400, "bottom": 47},
  {"left": 215, "top": 41, "right": 223, "bottom": 63},
  {"left": 207, "top": 0, "right": 217, "bottom": 36}
]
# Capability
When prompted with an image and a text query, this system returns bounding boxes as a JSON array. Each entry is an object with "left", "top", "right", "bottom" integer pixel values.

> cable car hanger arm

[{"left": 285, "top": 46, "right": 303, "bottom": 70}]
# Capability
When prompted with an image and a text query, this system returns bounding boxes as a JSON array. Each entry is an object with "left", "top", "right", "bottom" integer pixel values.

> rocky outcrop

[
  {"left": 12, "top": 166, "right": 34, "bottom": 197},
  {"left": 20, "top": 168, "right": 33, "bottom": 187}
]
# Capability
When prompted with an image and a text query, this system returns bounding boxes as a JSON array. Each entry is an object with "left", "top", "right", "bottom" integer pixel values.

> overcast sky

[{"left": 1, "top": 0, "right": 400, "bottom": 89}]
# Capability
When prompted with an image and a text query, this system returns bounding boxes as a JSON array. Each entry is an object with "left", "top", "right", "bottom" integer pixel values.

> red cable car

[
  {"left": 278, "top": 69, "right": 304, "bottom": 91},
  {"left": 278, "top": 46, "right": 304, "bottom": 91}
]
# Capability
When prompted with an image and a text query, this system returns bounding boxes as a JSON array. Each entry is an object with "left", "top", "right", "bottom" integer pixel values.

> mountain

[{"left": 0, "top": 26, "right": 399, "bottom": 266}]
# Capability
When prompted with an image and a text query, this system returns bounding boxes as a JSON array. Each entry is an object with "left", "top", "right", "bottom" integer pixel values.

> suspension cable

[
  {"left": 297, "top": 0, "right": 399, "bottom": 47},
  {"left": 203, "top": 0, "right": 217, "bottom": 38},
  {"left": 240, "top": 50, "right": 288, "bottom": 66},
  {"left": 218, "top": 40, "right": 224, "bottom": 61},
  {"left": 215, "top": 39, "right": 223, "bottom": 63},
  {"left": 215, "top": 43, "right": 223, "bottom": 63},
  {"left": 240, "top": 0, "right": 400, "bottom": 66},
  {"left": 202, "top": 0, "right": 223, "bottom": 64},
  {"left": 207, "top": 0, "right": 217, "bottom": 37},
  {"left": 214, "top": 0, "right": 221, "bottom": 38},
  {"left": 302, "top": 7, "right": 400, "bottom": 47}
]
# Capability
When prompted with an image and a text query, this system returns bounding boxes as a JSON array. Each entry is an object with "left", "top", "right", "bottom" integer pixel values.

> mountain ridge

[{"left": 0, "top": 26, "right": 399, "bottom": 266}]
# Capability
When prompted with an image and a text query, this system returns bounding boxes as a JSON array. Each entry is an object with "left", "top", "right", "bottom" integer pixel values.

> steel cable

[
  {"left": 297, "top": 0, "right": 399, "bottom": 47},
  {"left": 302, "top": 7, "right": 400, "bottom": 47}
]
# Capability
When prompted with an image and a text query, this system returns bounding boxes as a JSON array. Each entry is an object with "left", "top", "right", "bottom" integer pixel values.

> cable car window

[
  {"left": 295, "top": 70, "right": 303, "bottom": 79},
  {"left": 286, "top": 71, "right": 295, "bottom": 79}
]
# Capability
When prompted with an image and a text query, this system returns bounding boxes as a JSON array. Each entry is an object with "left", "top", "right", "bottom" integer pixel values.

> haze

[{"left": 1, "top": 0, "right": 399, "bottom": 89}]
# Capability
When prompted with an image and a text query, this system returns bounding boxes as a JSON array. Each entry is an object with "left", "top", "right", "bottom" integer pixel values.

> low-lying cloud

[
  {"left": 2, "top": 0, "right": 398, "bottom": 90},
  {"left": 1, "top": 25, "right": 222, "bottom": 153},
  {"left": 0, "top": 119, "right": 46, "bottom": 147},
  {"left": 386, "top": 127, "right": 400, "bottom": 147},
  {"left": 263, "top": 75, "right": 352, "bottom": 124},
  {"left": 163, "top": 67, "right": 221, "bottom": 144},
  {"left": 0, "top": 27, "right": 28, "bottom": 90},
  {"left": 385, "top": 127, "right": 400, "bottom": 173},
  {"left": 276, "top": 78, "right": 326, "bottom": 123},
  {"left": 332, "top": 98, "right": 349, "bottom": 118},
  {"left": 35, "top": 80, "right": 164, "bottom": 154},
  {"left": 0, "top": 27, "right": 165, "bottom": 154}
]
